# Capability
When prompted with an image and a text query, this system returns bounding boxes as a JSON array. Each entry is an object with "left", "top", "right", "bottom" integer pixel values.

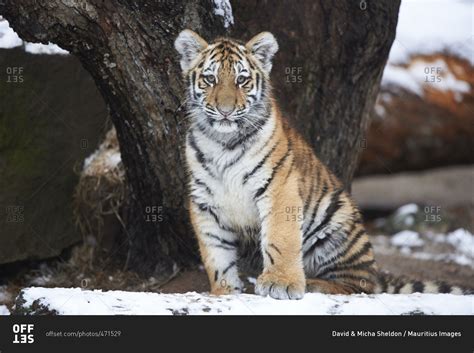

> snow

[
  {"left": 0, "top": 18, "right": 23, "bottom": 48},
  {"left": 213, "top": 0, "right": 234, "bottom": 28},
  {"left": 422, "top": 59, "right": 471, "bottom": 93},
  {"left": 84, "top": 150, "right": 121, "bottom": 171},
  {"left": 430, "top": 228, "right": 474, "bottom": 261},
  {"left": 382, "top": 58, "right": 470, "bottom": 97},
  {"left": 82, "top": 128, "right": 122, "bottom": 175},
  {"left": 0, "top": 305, "right": 10, "bottom": 316},
  {"left": 16, "top": 287, "right": 473, "bottom": 315},
  {"left": 388, "top": 0, "right": 472, "bottom": 64},
  {"left": 0, "top": 18, "right": 69, "bottom": 55},
  {"left": 393, "top": 203, "right": 419, "bottom": 227},
  {"left": 83, "top": 153, "right": 96, "bottom": 169},
  {"left": 374, "top": 103, "right": 386, "bottom": 117},
  {"left": 24, "top": 42, "right": 69, "bottom": 55},
  {"left": 107, "top": 152, "right": 122, "bottom": 168},
  {"left": 374, "top": 228, "right": 474, "bottom": 269},
  {"left": 0, "top": 286, "right": 11, "bottom": 315},
  {"left": 395, "top": 203, "right": 419, "bottom": 216},
  {"left": 445, "top": 229, "right": 474, "bottom": 258},
  {"left": 391, "top": 230, "right": 425, "bottom": 248},
  {"left": 381, "top": 0, "right": 472, "bottom": 95},
  {"left": 382, "top": 65, "right": 424, "bottom": 95}
]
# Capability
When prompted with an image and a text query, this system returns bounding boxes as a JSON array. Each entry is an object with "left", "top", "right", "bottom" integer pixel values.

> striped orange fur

[{"left": 175, "top": 30, "right": 468, "bottom": 299}]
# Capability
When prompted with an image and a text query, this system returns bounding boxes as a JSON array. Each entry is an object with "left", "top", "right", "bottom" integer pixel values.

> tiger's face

[{"left": 175, "top": 30, "right": 278, "bottom": 134}]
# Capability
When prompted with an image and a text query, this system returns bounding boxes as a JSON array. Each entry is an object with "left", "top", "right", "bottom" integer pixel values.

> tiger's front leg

[
  {"left": 189, "top": 202, "right": 243, "bottom": 295},
  {"left": 254, "top": 175, "right": 306, "bottom": 300}
]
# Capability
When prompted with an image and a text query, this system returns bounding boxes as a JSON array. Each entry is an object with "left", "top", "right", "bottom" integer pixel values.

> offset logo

[{"left": 12, "top": 324, "right": 34, "bottom": 344}]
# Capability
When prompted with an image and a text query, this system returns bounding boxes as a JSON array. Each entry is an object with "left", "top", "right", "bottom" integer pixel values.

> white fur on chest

[
  {"left": 186, "top": 122, "right": 275, "bottom": 231},
  {"left": 213, "top": 172, "right": 260, "bottom": 229}
]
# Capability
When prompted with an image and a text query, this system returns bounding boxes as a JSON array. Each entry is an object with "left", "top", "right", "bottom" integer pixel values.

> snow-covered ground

[
  {"left": 15, "top": 287, "right": 473, "bottom": 315},
  {"left": 373, "top": 200, "right": 474, "bottom": 269}
]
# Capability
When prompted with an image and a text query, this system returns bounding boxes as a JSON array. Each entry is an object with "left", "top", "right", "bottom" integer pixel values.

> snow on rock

[
  {"left": 0, "top": 18, "right": 69, "bottom": 55},
  {"left": 388, "top": 0, "right": 472, "bottom": 64},
  {"left": 391, "top": 230, "right": 424, "bottom": 248},
  {"left": 24, "top": 42, "right": 69, "bottom": 55},
  {"left": 15, "top": 287, "right": 473, "bottom": 315},
  {"left": 421, "top": 59, "right": 470, "bottom": 93},
  {"left": 381, "top": 0, "right": 472, "bottom": 97},
  {"left": 0, "top": 18, "right": 23, "bottom": 48},
  {"left": 213, "top": 0, "right": 234, "bottom": 28},
  {"left": 382, "top": 65, "right": 424, "bottom": 95},
  {"left": 382, "top": 57, "right": 471, "bottom": 98},
  {"left": 0, "top": 305, "right": 10, "bottom": 316}
]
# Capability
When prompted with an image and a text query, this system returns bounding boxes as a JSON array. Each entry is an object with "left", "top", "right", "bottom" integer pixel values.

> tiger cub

[{"left": 174, "top": 30, "right": 466, "bottom": 299}]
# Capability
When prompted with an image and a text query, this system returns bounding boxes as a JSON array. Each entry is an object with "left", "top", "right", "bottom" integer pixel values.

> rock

[
  {"left": 357, "top": 54, "right": 474, "bottom": 176},
  {"left": 0, "top": 48, "right": 108, "bottom": 265},
  {"left": 352, "top": 166, "right": 474, "bottom": 232}
]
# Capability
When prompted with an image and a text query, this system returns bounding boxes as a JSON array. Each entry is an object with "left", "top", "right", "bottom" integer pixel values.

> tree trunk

[
  {"left": 230, "top": 0, "right": 400, "bottom": 186},
  {"left": 2, "top": 0, "right": 400, "bottom": 278}
]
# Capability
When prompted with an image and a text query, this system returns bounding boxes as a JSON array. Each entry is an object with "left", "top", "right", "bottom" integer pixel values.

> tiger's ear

[
  {"left": 174, "top": 29, "right": 208, "bottom": 72},
  {"left": 246, "top": 32, "right": 279, "bottom": 73}
]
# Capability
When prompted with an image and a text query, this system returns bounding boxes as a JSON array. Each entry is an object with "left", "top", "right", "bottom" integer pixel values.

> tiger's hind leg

[
  {"left": 304, "top": 217, "right": 379, "bottom": 295},
  {"left": 306, "top": 279, "right": 358, "bottom": 294},
  {"left": 305, "top": 251, "right": 379, "bottom": 295},
  {"left": 306, "top": 271, "right": 377, "bottom": 295}
]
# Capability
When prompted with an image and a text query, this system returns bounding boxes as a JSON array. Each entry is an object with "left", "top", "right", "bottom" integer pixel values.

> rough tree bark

[
  {"left": 1, "top": 0, "right": 400, "bottom": 278},
  {"left": 230, "top": 0, "right": 401, "bottom": 185}
]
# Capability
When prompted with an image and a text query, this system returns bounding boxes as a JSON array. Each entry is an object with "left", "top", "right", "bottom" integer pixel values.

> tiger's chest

[
  {"left": 186, "top": 138, "right": 263, "bottom": 231},
  {"left": 212, "top": 170, "right": 260, "bottom": 230}
]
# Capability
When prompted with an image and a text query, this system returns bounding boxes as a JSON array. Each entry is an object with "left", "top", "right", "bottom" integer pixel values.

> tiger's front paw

[{"left": 255, "top": 271, "right": 305, "bottom": 300}]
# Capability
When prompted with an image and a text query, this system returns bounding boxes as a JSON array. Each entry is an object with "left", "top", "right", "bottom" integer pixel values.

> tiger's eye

[
  {"left": 236, "top": 75, "right": 247, "bottom": 85},
  {"left": 205, "top": 75, "right": 216, "bottom": 84}
]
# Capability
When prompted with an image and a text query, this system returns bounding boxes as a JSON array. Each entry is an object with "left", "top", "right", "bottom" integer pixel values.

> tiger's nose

[{"left": 217, "top": 105, "right": 234, "bottom": 117}]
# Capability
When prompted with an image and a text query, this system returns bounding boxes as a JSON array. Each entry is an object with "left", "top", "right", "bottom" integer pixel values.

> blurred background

[{"left": 0, "top": 0, "right": 472, "bottom": 313}]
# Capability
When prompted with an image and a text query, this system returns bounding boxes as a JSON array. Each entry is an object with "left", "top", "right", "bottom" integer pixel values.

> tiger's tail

[{"left": 375, "top": 271, "right": 472, "bottom": 295}]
